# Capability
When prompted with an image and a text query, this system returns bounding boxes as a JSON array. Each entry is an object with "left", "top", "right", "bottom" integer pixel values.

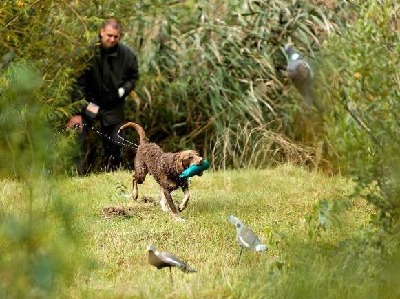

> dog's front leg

[
  {"left": 159, "top": 190, "right": 169, "bottom": 212},
  {"left": 162, "top": 189, "right": 184, "bottom": 222},
  {"left": 178, "top": 187, "right": 190, "bottom": 212}
]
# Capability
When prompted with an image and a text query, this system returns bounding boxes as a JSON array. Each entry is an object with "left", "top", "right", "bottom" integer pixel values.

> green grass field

[{"left": 1, "top": 165, "right": 389, "bottom": 298}]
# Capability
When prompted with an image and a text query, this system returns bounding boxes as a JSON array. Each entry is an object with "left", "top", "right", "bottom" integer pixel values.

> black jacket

[{"left": 73, "top": 42, "right": 139, "bottom": 126}]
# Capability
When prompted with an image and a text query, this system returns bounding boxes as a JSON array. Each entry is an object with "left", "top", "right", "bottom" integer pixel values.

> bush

[
  {"left": 1, "top": 0, "right": 352, "bottom": 172},
  {"left": 0, "top": 62, "right": 86, "bottom": 298},
  {"left": 318, "top": 0, "right": 400, "bottom": 235}
]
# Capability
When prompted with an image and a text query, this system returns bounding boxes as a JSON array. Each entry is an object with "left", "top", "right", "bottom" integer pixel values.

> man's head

[{"left": 99, "top": 19, "right": 122, "bottom": 49}]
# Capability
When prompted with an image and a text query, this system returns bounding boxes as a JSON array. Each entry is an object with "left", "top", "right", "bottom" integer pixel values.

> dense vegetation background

[
  {"left": 1, "top": 0, "right": 400, "bottom": 297},
  {"left": 1, "top": 0, "right": 355, "bottom": 171}
]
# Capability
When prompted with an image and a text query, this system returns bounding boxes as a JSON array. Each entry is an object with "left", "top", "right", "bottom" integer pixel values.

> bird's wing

[
  {"left": 238, "top": 226, "right": 261, "bottom": 248},
  {"left": 148, "top": 251, "right": 170, "bottom": 269},
  {"left": 287, "top": 60, "right": 312, "bottom": 80},
  {"left": 288, "top": 61, "right": 313, "bottom": 93},
  {"left": 159, "top": 252, "right": 186, "bottom": 267}
]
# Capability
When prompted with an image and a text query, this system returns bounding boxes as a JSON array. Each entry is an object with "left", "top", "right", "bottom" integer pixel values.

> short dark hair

[
  {"left": 101, "top": 18, "right": 121, "bottom": 31},
  {"left": 98, "top": 18, "right": 123, "bottom": 35}
]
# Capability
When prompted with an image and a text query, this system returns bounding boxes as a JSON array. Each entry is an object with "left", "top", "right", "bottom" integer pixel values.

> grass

[{"left": 0, "top": 165, "right": 381, "bottom": 298}]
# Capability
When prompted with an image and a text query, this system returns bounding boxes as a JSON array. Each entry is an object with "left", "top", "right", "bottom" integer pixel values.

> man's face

[{"left": 100, "top": 25, "right": 121, "bottom": 49}]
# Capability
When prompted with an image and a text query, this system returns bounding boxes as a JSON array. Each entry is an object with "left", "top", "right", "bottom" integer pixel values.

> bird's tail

[
  {"left": 181, "top": 264, "right": 196, "bottom": 273},
  {"left": 302, "top": 87, "right": 315, "bottom": 108},
  {"left": 255, "top": 244, "right": 268, "bottom": 252}
]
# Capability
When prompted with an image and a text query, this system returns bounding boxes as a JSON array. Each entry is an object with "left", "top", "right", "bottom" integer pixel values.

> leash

[{"left": 69, "top": 122, "right": 138, "bottom": 150}]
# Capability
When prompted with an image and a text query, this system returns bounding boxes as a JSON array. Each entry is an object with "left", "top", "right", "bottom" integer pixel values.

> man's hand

[
  {"left": 118, "top": 87, "right": 125, "bottom": 98},
  {"left": 66, "top": 115, "right": 83, "bottom": 132}
]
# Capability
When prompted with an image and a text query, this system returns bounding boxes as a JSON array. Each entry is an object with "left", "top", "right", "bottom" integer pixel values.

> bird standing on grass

[
  {"left": 228, "top": 215, "right": 268, "bottom": 265},
  {"left": 147, "top": 245, "right": 196, "bottom": 286},
  {"left": 284, "top": 43, "right": 315, "bottom": 108}
]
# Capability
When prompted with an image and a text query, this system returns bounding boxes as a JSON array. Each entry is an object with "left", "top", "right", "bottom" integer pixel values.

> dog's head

[{"left": 176, "top": 150, "right": 203, "bottom": 173}]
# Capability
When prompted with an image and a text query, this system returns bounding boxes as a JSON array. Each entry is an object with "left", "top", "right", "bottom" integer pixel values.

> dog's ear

[
  {"left": 176, "top": 151, "right": 193, "bottom": 172},
  {"left": 175, "top": 152, "right": 187, "bottom": 173}
]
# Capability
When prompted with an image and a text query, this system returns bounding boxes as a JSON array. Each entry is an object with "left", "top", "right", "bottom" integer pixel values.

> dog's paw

[
  {"left": 159, "top": 199, "right": 169, "bottom": 212},
  {"left": 160, "top": 199, "right": 180, "bottom": 213},
  {"left": 178, "top": 204, "right": 186, "bottom": 212},
  {"left": 173, "top": 215, "right": 185, "bottom": 222}
]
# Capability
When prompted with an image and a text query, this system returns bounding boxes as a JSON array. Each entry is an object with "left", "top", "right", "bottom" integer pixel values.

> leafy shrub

[
  {"left": 0, "top": 0, "right": 352, "bottom": 172},
  {"left": 129, "top": 0, "right": 352, "bottom": 169},
  {"left": 318, "top": 0, "right": 400, "bottom": 234},
  {"left": 0, "top": 62, "right": 85, "bottom": 298}
]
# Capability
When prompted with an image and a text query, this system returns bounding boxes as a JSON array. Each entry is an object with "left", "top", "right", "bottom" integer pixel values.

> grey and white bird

[
  {"left": 228, "top": 215, "right": 267, "bottom": 264},
  {"left": 147, "top": 245, "right": 196, "bottom": 285},
  {"left": 284, "top": 44, "right": 315, "bottom": 107}
]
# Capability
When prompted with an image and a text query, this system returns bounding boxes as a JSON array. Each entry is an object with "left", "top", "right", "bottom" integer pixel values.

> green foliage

[
  {"left": 0, "top": 62, "right": 86, "bottom": 298},
  {"left": 3, "top": 165, "right": 399, "bottom": 298},
  {"left": 305, "top": 197, "right": 353, "bottom": 240},
  {"left": 318, "top": 0, "right": 400, "bottom": 233},
  {"left": 2, "top": 1, "right": 400, "bottom": 297},
  {"left": 0, "top": 62, "right": 75, "bottom": 177},
  {"left": 1, "top": 0, "right": 352, "bottom": 172},
  {"left": 128, "top": 0, "right": 351, "bottom": 168}
]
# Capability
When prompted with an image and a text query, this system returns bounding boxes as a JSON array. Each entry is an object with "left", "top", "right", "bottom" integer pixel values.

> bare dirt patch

[{"left": 101, "top": 196, "right": 159, "bottom": 219}]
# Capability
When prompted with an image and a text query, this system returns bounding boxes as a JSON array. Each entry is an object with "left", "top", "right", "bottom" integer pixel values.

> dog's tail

[{"left": 118, "top": 122, "right": 147, "bottom": 144}]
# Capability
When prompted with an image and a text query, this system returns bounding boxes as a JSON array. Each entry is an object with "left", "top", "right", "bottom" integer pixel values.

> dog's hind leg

[
  {"left": 132, "top": 163, "right": 147, "bottom": 201},
  {"left": 178, "top": 187, "right": 190, "bottom": 212},
  {"left": 132, "top": 177, "right": 139, "bottom": 200}
]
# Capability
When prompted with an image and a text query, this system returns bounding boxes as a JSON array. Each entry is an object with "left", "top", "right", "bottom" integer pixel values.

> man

[{"left": 67, "top": 18, "right": 139, "bottom": 174}]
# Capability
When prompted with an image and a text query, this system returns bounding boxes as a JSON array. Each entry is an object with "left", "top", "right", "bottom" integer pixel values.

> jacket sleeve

[
  {"left": 70, "top": 69, "right": 95, "bottom": 115},
  {"left": 121, "top": 49, "right": 139, "bottom": 94}
]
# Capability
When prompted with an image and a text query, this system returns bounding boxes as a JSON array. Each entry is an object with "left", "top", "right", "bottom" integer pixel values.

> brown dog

[{"left": 119, "top": 122, "right": 204, "bottom": 221}]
